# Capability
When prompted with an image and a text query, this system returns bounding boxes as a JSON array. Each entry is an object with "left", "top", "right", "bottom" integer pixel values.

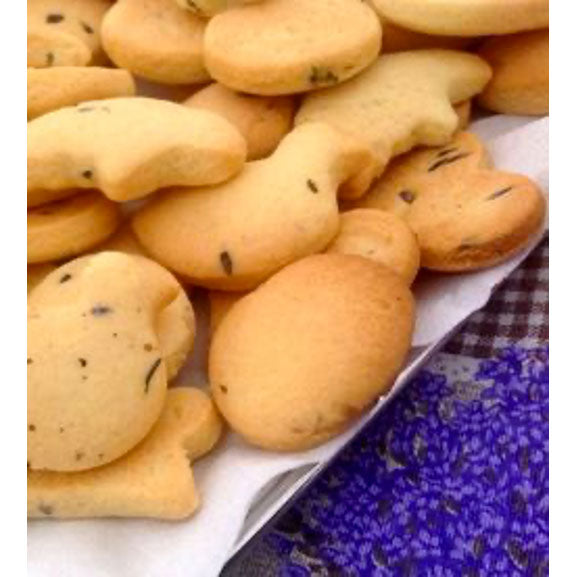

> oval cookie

[
  {"left": 204, "top": 0, "right": 382, "bottom": 95},
  {"left": 210, "top": 254, "right": 415, "bottom": 451}
]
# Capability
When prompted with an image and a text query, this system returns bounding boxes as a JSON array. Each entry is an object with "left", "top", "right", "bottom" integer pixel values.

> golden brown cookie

[
  {"left": 132, "top": 123, "right": 372, "bottom": 290},
  {"left": 28, "top": 192, "right": 121, "bottom": 264},
  {"left": 296, "top": 50, "right": 491, "bottom": 199},
  {"left": 204, "top": 0, "right": 382, "bottom": 95},
  {"left": 326, "top": 209, "right": 420, "bottom": 285},
  {"left": 28, "top": 388, "right": 223, "bottom": 519},
  {"left": 184, "top": 84, "right": 295, "bottom": 160},
  {"left": 27, "top": 67, "right": 135, "bottom": 120},
  {"left": 101, "top": 0, "right": 209, "bottom": 85},
  {"left": 478, "top": 30, "right": 549, "bottom": 116},
  {"left": 210, "top": 254, "right": 414, "bottom": 451},
  {"left": 208, "top": 290, "right": 247, "bottom": 335},
  {"left": 28, "top": 252, "right": 183, "bottom": 472},
  {"left": 355, "top": 132, "right": 546, "bottom": 271}
]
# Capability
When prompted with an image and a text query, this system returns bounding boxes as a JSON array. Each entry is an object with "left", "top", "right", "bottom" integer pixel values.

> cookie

[
  {"left": 296, "top": 50, "right": 491, "bottom": 199},
  {"left": 132, "top": 122, "right": 372, "bottom": 290},
  {"left": 28, "top": 388, "right": 223, "bottom": 519},
  {"left": 378, "top": 16, "right": 472, "bottom": 53},
  {"left": 210, "top": 254, "right": 415, "bottom": 451},
  {"left": 94, "top": 224, "right": 196, "bottom": 381},
  {"left": 209, "top": 290, "right": 247, "bottom": 335},
  {"left": 28, "top": 67, "right": 135, "bottom": 120},
  {"left": 101, "top": 0, "right": 209, "bottom": 85},
  {"left": 355, "top": 132, "right": 546, "bottom": 271},
  {"left": 28, "top": 28, "right": 92, "bottom": 68},
  {"left": 175, "top": 0, "right": 262, "bottom": 18},
  {"left": 28, "top": 0, "right": 112, "bottom": 67},
  {"left": 28, "top": 264, "right": 57, "bottom": 295},
  {"left": 184, "top": 83, "right": 295, "bottom": 160},
  {"left": 28, "top": 192, "right": 121, "bottom": 264},
  {"left": 204, "top": 0, "right": 382, "bottom": 95},
  {"left": 478, "top": 30, "right": 549, "bottom": 116},
  {"left": 27, "top": 97, "right": 246, "bottom": 203},
  {"left": 325, "top": 209, "right": 420, "bottom": 285},
  {"left": 369, "top": 0, "right": 549, "bottom": 37},
  {"left": 28, "top": 252, "right": 182, "bottom": 472}
]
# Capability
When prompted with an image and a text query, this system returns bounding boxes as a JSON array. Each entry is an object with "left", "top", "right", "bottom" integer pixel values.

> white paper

[{"left": 28, "top": 116, "right": 549, "bottom": 577}]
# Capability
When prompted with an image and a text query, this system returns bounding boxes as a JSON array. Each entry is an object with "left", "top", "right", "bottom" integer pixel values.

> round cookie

[
  {"left": 175, "top": 0, "right": 263, "bottom": 18},
  {"left": 27, "top": 97, "right": 247, "bottom": 204},
  {"left": 28, "top": 264, "right": 58, "bottom": 295},
  {"left": 355, "top": 132, "right": 546, "bottom": 271},
  {"left": 296, "top": 50, "right": 492, "bottom": 199},
  {"left": 101, "top": 0, "right": 209, "bottom": 85},
  {"left": 209, "top": 254, "right": 415, "bottom": 451},
  {"left": 28, "top": 192, "right": 121, "bottom": 264},
  {"left": 204, "top": 0, "right": 382, "bottom": 95},
  {"left": 369, "top": 0, "right": 549, "bottom": 37},
  {"left": 477, "top": 30, "right": 549, "bottom": 116},
  {"left": 326, "top": 209, "right": 420, "bottom": 285},
  {"left": 184, "top": 84, "right": 295, "bottom": 160},
  {"left": 28, "top": 252, "right": 182, "bottom": 472},
  {"left": 132, "top": 122, "right": 372, "bottom": 290},
  {"left": 28, "top": 0, "right": 112, "bottom": 67},
  {"left": 28, "top": 67, "right": 136, "bottom": 120},
  {"left": 94, "top": 224, "right": 196, "bottom": 381}
]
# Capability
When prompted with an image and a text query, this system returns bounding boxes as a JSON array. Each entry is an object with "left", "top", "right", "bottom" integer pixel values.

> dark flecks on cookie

[
  {"left": 46, "top": 13, "right": 64, "bottom": 24},
  {"left": 78, "top": 358, "right": 87, "bottom": 368},
  {"left": 98, "top": 453, "right": 105, "bottom": 460},
  {"left": 59, "top": 427, "right": 65, "bottom": 433},
  {"left": 29, "top": 424, "right": 36, "bottom": 432},
  {"left": 399, "top": 189, "right": 416, "bottom": 204},
  {"left": 435, "top": 146, "right": 458, "bottom": 159},
  {"left": 59, "top": 273, "right": 72, "bottom": 284},
  {"left": 220, "top": 251, "right": 234, "bottom": 276},
  {"left": 309, "top": 66, "right": 339, "bottom": 86},
  {"left": 75, "top": 451, "right": 85, "bottom": 462},
  {"left": 143, "top": 343, "right": 153, "bottom": 352},
  {"left": 457, "top": 238, "right": 478, "bottom": 251},
  {"left": 27, "top": 358, "right": 33, "bottom": 365},
  {"left": 307, "top": 179, "right": 319, "bottom": 193},
  {"left": 219, "top": 385, "right": 228, "bottom": 394},
  {"left": 144, "top": 358, "right": 162, "bottom": 393},
  {"left": 45, "top": 52, "right": 55, "bottom": 67},
  {"left": 487, "top": 186, "right": 513, "bottom": 201},
  {"left": 81, "top": 21, "right": 94, "bottom": 34},
  {"left": 82, "top": 169, "right": 93, "bottom": 180},
  {"left": 90, "top": 304, "right": 113, "bottom": 316},
  {"left": 427, "top": 152, "right": 471, "bottom": 173},
  {"left": 112, "top": 332, "right": 118, "bottom": 338},
  {"left": 185, "top": 0, "right": 201, "bottom": 12},
  {"left": 38, "top": 504, "right": 54, "bottom": 516}
]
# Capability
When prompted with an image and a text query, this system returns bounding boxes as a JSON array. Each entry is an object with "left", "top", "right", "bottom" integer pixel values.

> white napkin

[{"left": 28, "top": 116, "right": 549, "bottom": 577}]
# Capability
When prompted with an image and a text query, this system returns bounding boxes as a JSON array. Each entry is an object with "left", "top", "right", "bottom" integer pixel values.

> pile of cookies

[{"left": 27, "top": 0, "right": 548, "bottom": 520}]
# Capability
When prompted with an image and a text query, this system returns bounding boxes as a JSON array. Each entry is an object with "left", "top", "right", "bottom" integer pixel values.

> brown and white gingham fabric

[{"left": 443, "top": 237, "right": 549, "bottom": 358}]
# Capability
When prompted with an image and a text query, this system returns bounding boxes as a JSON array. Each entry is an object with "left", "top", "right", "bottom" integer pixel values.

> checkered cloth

[{"left": 444, "top": 237, "right": 549, "bottom": 358}]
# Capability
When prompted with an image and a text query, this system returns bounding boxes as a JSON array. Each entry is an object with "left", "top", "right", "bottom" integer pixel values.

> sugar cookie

[
  {"left": 28, "top": 192, "right": 121, "bottom": 264},
  {"left": 210, "top": 254, "right": 415, "bottom": 451},
  {"left": 204, "top": 0, "right": 382, "bottom": 95},
  {"left": 28, "top": 388, "right": 223, "bottom": 519},
  {"left": 296, "top": 50, "right": 491, "bottom": 199},
  {"left": 27, "top": 97, "right": 246, "bottom": 203},
  {"left": 184, "top": 84, "right": 295, "bottom": 160},
  {"left": 132, "top": 123, "right": 372, "bottom": 290},
  {"left": 28, "top": 0, "right": 112, "bottom": 67},
  {"left": 478, "top": 30, "right": 549, "bottom": 116},
  {"left": 369, "top": 0, "right": 549, "bottom": 37},
  {"left": 28, "top": 252, "right": 182, "bottom": 472},
  {"left": 326, "top": 209, "right": 420, "bottom": 285},
  {"left": 28, "top": 67, "right": 135, "bottom": 120},
  {"left": 356, "top": 132, "right": 546, "bottom": 271},
  {"left": 101, "top": 0, "right": 209, "bottom": 85}
]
